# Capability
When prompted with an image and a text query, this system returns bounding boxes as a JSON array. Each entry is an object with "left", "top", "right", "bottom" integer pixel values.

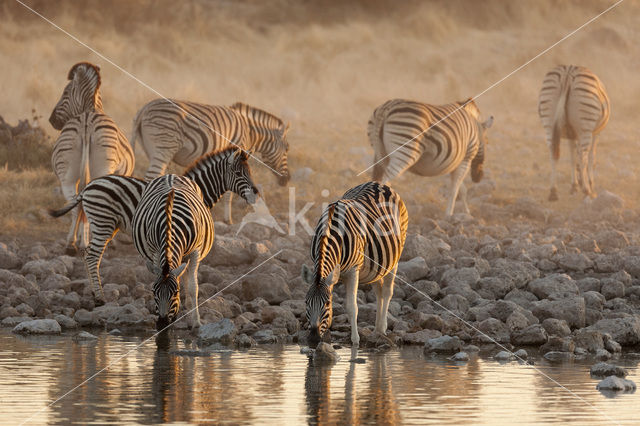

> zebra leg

[
  {"left": 459, "top": 182, "right": 470, "bottom": 215},
  {"left": 569, "top": 140, "right": 579, "bottom": 194},
  {"left": 587, "top": 138, "right": 597, "bottom": 197},
  {"left": 577, "top": 134, "right": 594, "bottom": 197},
  {"left": 343, "top": 268, "right": 360, "bottom": 347},
  {"left": 372, "top": 279, "right": 383, "bottom": 331},
  {"left": 445, "top": 163, "right": 470, "bottom": 216},
  {"left": 61, "top": 184, "right": 80, "bottom": 254},
  {"left": 184, "top": 251, "right": 201, "bottom": 329},
  {"left": 84, "top": 222, "right": 118, "bottom": 305},
  {"left": 376, "top": 267, "right": 396, "bottom": 334},
  {"left": 224, "top": 192, "right": 234, "bottom": 224}
]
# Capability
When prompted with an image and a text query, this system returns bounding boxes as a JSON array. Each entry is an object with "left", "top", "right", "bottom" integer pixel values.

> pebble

[
  {"left": 596, "top": 376, "right": 636, "bottom": 392},
  {"left": 494, "top": 351, "right": 514, "bottom": 361},
  {"left": 450, "top": 352, "right": 469, "bottom": 362}
]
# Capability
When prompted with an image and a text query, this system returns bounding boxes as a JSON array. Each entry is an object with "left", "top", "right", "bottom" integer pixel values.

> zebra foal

[
  {"left": 368, "top": 99, "right": 493, "bottom": 216},
  {"left": 49, "top": 62, "right": 134, "bottom": 253},
  {"left": 303, "top": 182, "right": 408, "bottom": 347},
  {"left": 49, "top": 148, "right": 258, "bottom": 305},
  {"left": 538, "top": 65, "right": 610, "bottom": 200}
]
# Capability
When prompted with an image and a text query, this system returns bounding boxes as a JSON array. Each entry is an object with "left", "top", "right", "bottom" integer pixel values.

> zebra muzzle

[{"left": 278, "top": 173, "right": 290, "bottom": 186}]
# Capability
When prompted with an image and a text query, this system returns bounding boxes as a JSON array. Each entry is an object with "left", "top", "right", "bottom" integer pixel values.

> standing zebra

[
  {"left": 538, "top": 65, "right": 610, "bottom": 200},
  {"left": 48, "top": 148, "right": 258, "bottom": 304},
  {"left": 49, "top": 62, "right": 134, "bottom": 253},
  {"left": 368, "top": 99, "right": 493, "bottom": 216},
  {"left": 133, "top": 174, "right": 214, "bottom": 330},
  {"left": 302, "top": 182, "right": 408, "bottom": 347},
  {"left": 130, "top": 99, "right": 290, "bottom": 222}
]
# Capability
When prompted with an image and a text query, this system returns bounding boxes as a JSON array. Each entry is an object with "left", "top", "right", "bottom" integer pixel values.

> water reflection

[{"left": 1, "top": 331, "right": 639, "bottom": 425}]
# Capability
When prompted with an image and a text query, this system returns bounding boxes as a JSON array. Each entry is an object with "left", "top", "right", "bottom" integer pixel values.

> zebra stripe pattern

[
  {"left": 368, "top": 99, "right": 493, "bottom": 216},
  {"left": 48, "top": 148, "right": 258, "bottom": 304},
  {"left": 538, "top": 65, "right": 610, "bottom": 200},
  {"left": 131, "top": 99, "right": 289, "bottom": 222},
  {"left": 50, "top": 63, "right": 135, "bottom": 254},
  {"left": 133, "top": 175, "right": 215, "bottom": 330},
  {"left": 302, "top": 181, "right": 408, "bottom": 347}
]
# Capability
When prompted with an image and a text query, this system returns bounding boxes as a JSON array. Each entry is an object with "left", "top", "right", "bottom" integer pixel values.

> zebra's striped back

[
  {"left": 538, "top": 65, "right": 610, "bottom": 159},
  {"left": 132, "top": 175, "right": 214, "bottom": 326},
  {"left": 49, "top": 62, "right": 103, "bottom": 130},
  {"left": 304, "top": 181, "right": 408, "bottom": 338}
]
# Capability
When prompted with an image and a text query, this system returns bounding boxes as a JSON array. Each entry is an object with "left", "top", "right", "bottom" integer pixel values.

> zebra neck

[{"left": 184, "top": 167, "right": 227, "bottom": 208}]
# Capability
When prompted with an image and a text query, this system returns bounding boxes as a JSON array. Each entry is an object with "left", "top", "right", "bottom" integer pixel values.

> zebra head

[
  {"left": 302, "top": 263, "right": 339, "bottom": 345},
  {"left": 226, "top": 149, "right": 259, "bottom": 204},
  {"left": 49, "top": 62, "right": 103, "bottom": 130},
  {"left": 149, "top": 261, "right": 187, "bottom": 331},
  {"left": 471, "top": 115, "right": 494, "bottom": 183}
]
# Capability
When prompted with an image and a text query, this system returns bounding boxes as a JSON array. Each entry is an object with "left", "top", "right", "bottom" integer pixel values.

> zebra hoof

[
  {"left": 548, "top": 189, "right": 559, "bottom": 202},
  {"left": 94, "top": 297, "right": 105, "bottom": 308},
  {"left": 65, "top": 245, "right": 78, "bottom": 256}
]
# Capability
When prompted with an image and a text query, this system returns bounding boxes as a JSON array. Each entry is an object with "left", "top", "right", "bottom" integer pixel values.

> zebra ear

[
  {"left": 172, "top": 263, "right": 187, "bottom": 278},
  {"left": 228, "top": 149, "right": 239, "bottom": 165},
  {"left": 301, "top": 264, "right": 313, "bottom": 284},
  {"left": 483, "top": 116, "right": 494, "bottom": 129},
  {"left": 282, "top": 122, "right": 291, "bottom": 138},
  {"left": 146, "top": 261, "right": 161, "bottom": 276},
  {"left": 326, "top": 264, "right": 340, "bottom": 286}
]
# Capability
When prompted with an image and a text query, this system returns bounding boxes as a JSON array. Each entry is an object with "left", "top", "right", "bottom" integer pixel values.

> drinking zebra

[
  {"left": 368, "top": 99, "right": 493, "bottom": 216},
  {"left": 302, "top": 181, "right": 408, "bottom": 347},
  {"left": 49, "top": 62, "right": 134, "bottom": 253},
  {"left": 538, "top": 65, "right": 610, "bottom": 200},
  {"left": 48, "top": 148, "right": 258, "bottom": 304},
  {"left": 133, "top": 175, "right": 214, "bottom": 330},
  {"left": 130, "top": 99, "right": 290, "bottom": 222}
]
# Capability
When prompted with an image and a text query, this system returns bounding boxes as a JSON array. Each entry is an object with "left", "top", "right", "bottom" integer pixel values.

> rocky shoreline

[{"left": 2, "top": 191, "right": 640, "bottom": 368}]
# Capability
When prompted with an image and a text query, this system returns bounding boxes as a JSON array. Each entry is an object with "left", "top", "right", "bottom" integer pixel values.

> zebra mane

[
  {"left": 230, "top": 102, "right": 285, "bottom": 130},
  {"left": 163, "top": 189, "right": 175, "bottom": 276},
  {"left": 183, "top": 146, "right": 247, "bottom": 175},
  {"left": 68, "top": 62, "right": 102, "bottom": 88},
  {"left": 315, "top": 203, "right": 338, "bottom": 285}
]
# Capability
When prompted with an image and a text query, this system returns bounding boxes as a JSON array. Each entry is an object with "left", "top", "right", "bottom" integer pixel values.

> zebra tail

[
  {"left": 48, "top": 195, "right": 82, "bottom": 218},
  {"left": 551, "top": 78, "right": 571, "bottom": 161},
  {"left": 369, "top": 112, "right": 387, "bottom": 182}
]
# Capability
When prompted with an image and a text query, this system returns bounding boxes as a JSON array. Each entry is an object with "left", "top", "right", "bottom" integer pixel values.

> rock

[
  {"left": 603, "top": 334, "right": 622, "bottom": 353},
  {"left": 54, "top": 314, "right": 77, "bottom": 330},
  {"left": 401, "top": 234, "right": 441, "bottom": 263},
  {"left": 73, "top": 331, "right": 98, "bottom": 341},
  {"left": 476, "top": 277, "right": 514, "bottom": 300},
  {"left": 591, "top": 191, "right": 624, "bottom": 211},
  {"left": 439, "top": 294, "right": 469, "bottom": 315},
  {"left": 441, "top": 267, "right": 480, "bottom": 288},
  {"left": 504, "top": 289, "right": 538, "bottom": 310},
  {"left": 506, "top": 311, "right": 529, "bottom": 332},
  {"left": 106, "top": 304, "right": 148, "bottom": 327},
  {"left": 1, "top": 316, "right": 31, "bottom": 327},
  {"left": 313, "top": 342, "right": 340, "bottom": 364},
  {"left": 573, "top": 329, "right": 604, "bottom": 353},
  {"left": 594, "top": 349, "right": 612, "bottom": 361},
  {"left": 586, "top": 317, "right": 640, "bottom": 346},
  {"left": 73, "top": 309, "right": 94, "bottom": 327},
  {"left": 235, "top": 333, "right": 256, "bottom": 348},
  {"left": 532, "top": 297, "right": 585, "bottom": 329},
  {"left": 556, "top": 253, "right": 593, "bottom": 272},
  {"left": 590, "top": 362, "right": 628, "bottom": 378},
  {"left": 21, "top": 259, "right": 67, "bottom": 279},
  {"left": 541, "top": 336, "right": 575, "bottom": 353},
  {"left": 543, "top": 351, "right": 574, "bottom": 362},
  {"left": 476, "top": 318, "right": 510, "bottom": 343},
  {"left": 204, "top": 296, "right": 242, "bottom": 319},
  {"left": 450, "top": 351, "right": 469, "bottom": 362},
  {"left": 397, "top": 257, "right": 429, "bottom": 282},
  {"left": 494, "top": 351, "right": 514, "bottom": 361},
  {"left": 252, "top": 329, "right": 278, "bottom": 344},
  {"left": 527, "top": 274, "right": 578, "bottom": 299},
  {"left": 600, "top": 280, "right": 625, "bottom": 300},
  {"left": 0, "top": 243, "right": 20, "bottom": 269},
  {"left": 109, "top": 328, "right": 122, "bottom": 335},
  {"left": 583, "top": 291, "right": 605, "bottom": 311},
  {"left": 424, "top": 335, "right": 463, "bottom": 354},
  {"left": 596, "top": 376, "right": 636, "bottom": 392},
  {"left": 595, "top": 230, "right": 629, "bottom": 251},
  {"left": 12, "top": 319, "right": 61, "bottom": 335},
  {"left": 514, "top": 349, "right": 528, "bottom": 359},
  {"left": 542, "top": 318, "right": 571, "bottom": 337},
  {"left": 440, "top": 282, "right": 480, "bottom": 303},
  {"left": 241, "top": 273, "right": 291, "bottom": 305},
  {"left": 406, "top": 280, "right": 440, "bottom": 302},
  {"left": 511, "top": 324, "right": 548, "bottom": 346},
  {"left": 261, "top": 305, "right": 299, "bottom": 334},
  {"left": 403, "top": 329, "right": 442, "bottom": 345},
  {"left": 210, "top": 236, "right": 254, "bottom": 266},
  {"left": 489, "top": 259, "right": 539, "bottom": 290},
  {"left": 576, "top": 277, "right": 600, "bottom": 293},
  {"left": 198, "top": 319, "right": 237, "bottom": 345}
]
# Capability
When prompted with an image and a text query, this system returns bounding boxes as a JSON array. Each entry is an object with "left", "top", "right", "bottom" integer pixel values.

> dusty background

[{"left": 0, "top": 0, "right": 639, "bottom": 239}]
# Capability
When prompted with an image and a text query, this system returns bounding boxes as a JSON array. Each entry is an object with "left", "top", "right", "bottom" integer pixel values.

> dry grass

[{"left": 0, "top": 0, "right": 639, "bottom": 240}]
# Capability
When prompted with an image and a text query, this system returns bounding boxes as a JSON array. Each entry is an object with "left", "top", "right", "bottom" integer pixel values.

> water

[{"left": 0, "top": 330, "right": 637, "bottom": 425}]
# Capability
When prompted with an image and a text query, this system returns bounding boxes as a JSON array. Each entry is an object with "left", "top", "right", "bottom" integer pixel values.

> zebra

[
  {"left": 368, "top": 99, "right": 493, "bottom": 216},
  {"left": 133, "top": 174, "right": 215, "bottom": 330},
  {"left": 130, "top": 99, "right": 290, "bottom": 222},
  {"left": 48, "top": 148, "right": 258, "bottom": 305},
  {"left": 538, "top": 65, "right": 610, "bottom": 201},
  {"left": 49, "top": 62, "right": 134, "bottom": 253},
  {"left": 302, "top": 181, "right": 408, "bottom": 347}
]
